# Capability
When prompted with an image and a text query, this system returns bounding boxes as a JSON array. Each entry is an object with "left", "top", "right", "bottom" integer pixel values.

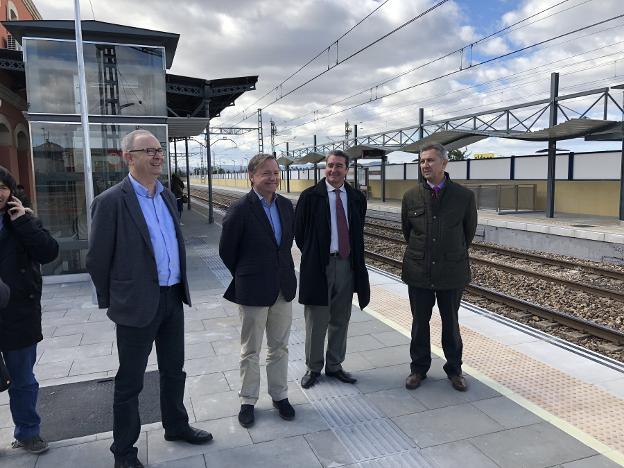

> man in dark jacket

[
  {"left": 86, "top": 130, "right": 211, "bottom": 468},
  {"left": 295, "top": 149, "right": 370, "bottom": 389},
  {"left": 219, "top": 153, "right": 297, "bottom": 428},
  {"left": 0, "top": 166, "right": 58, "bottom": 455},
  {"left": 401, "top": 144, "right": 477, "bottom": 392}
]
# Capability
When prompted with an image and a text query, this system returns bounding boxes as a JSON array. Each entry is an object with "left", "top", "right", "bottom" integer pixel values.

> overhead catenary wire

[
  {"left": 223, "top": 0, "right": 392, "bottom": 125},
  {"left": 230, "top": 0, "right": 450, "bottom": 126},
  {"left": 280, "top": 0, "right": 593, "bottom": 127},
  {"left": 282, "top": 13, "right": 624, "bottom": 132}
]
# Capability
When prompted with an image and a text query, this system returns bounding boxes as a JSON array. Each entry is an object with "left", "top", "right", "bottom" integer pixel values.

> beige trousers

[{"left": 238, "top": 294, "right": 292, "bottom": 405}]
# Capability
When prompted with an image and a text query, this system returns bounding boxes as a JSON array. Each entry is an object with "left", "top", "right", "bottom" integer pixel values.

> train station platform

[
  {"left": 207, "top": 184, "right": 624, "bottom": 263},
  {"left": 3, "top": 207, "right": 622, "bottom": 467}
]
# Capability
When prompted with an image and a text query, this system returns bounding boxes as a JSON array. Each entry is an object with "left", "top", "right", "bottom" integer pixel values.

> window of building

[
  {"left": 31, "top": 123, "right": 169, "bottom": 275},
  {"left": 23, "top": 39, "right": 166, "bottom": 117}
]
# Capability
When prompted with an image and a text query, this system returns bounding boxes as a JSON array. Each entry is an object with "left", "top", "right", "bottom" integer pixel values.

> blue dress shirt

[
  {"left": 128, "top": 174, "right": 181, "bottom": 286},
  {"left": 253, "top": 189, "right": 282, "bottom": 246}
]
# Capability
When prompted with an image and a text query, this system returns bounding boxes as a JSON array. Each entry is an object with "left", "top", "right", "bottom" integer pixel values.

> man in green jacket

[{"left": 401, "top": 143, "right": 477, "bottom": 392}]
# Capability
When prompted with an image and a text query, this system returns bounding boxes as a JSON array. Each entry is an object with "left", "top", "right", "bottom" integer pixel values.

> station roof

[
  {"left": 345, "top": 144, "right": 400, "bottom": 159},
  {"left": 276, "top": 156, "right": 293, "bottom": 166},
  {"left": 295, "top": 152, "right": 326, "bottom": 164},
  {"left": 3, "top": 20, "right": 180, "bottom": 68},
  {"left": 402, "top": 119, "right": 620, "bottom": 153}
]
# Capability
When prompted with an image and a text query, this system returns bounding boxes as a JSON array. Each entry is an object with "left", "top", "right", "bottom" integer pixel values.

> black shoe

[
  {"left": 164, "top": 426, "right": 213, "bottom": 444},
  {"left": 325, "top": 369, "right": 357, "bottom": 384},
  {"left": 114, "top": 458, "right": 144, "bottom": 468},
  {"left": 272, "top": 398, "right": 295, "bottom": 421},
  {"left": 301, "top": 371, "right": 320, "bottom": 389},
  {"left": 238, "top": 404, "right": 255, "bottom": 428}
]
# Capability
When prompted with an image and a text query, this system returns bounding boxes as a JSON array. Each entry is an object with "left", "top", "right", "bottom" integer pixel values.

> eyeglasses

[{"left": 128, "top": 147, "right": 164, "bottom": 157}]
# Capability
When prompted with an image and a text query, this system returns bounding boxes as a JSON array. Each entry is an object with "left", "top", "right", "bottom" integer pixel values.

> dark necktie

[
  {"left": 334, "top": 189, "right": 350, "bottom": 259},
  {"left": 432, "top": 185, "right": 441, "bottom": 199}
]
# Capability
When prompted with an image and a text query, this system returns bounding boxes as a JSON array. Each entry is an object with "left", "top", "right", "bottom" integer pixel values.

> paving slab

[
  {"left": 392, "top": 402, "right": 505, "bottom": 447},
  {"left": 469, "top": 423, "right": 597, "bottom": 467},
  {"left": 202, "top": 435, "right": 323, "bottom": 468}
]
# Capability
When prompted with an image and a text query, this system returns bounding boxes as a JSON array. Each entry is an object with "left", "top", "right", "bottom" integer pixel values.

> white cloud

[{"left": 32, "top": 0, "right": 624, "bottom": 160}]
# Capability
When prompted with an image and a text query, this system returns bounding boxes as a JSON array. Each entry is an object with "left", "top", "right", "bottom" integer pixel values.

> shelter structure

[
  {"left": 345, "top": 144, "right": 397, "bottom": 201},
  {"left": 1, "top": 19, "right": 256, "bottom": 276},
  {"left": 294, "top": 151, "right": 325, "bottom": 185}
]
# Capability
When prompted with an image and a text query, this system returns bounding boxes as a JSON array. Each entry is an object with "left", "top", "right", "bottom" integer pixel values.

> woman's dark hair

[{"left": 0, "top": 166, "right": 16, "bottom": 194}]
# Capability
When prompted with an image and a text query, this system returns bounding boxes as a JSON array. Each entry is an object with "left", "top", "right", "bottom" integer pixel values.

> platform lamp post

[
  {"left": 613, "top": 84, "right": 624, "bottom": 223},
  {"left": 546, "top": 72, "right": 559, "bottom": 218},
  {"left": 73, "top": 0, "right": 94, "bottom": 235}
]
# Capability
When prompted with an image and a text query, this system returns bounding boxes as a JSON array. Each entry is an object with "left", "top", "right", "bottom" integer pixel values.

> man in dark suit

[
  {"left": 86, "top": 129, "right": 212, "bottom": 468},
  {"left": 401, "top": 143, "right": 477, "bottom": 392},
  {"left": 295, "top": 149, "right": 370, "bottom": 389},
  {"left": 219, "top": 153, "right": 297, "bottom": 428}
]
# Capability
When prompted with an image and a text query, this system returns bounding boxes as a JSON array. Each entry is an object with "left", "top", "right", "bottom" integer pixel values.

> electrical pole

[
  {"left": 257, "top": 108, "right": 264, "bottom": 153},
  {"left": 270, "top": 119, "right": 276, "bottom": 156}
]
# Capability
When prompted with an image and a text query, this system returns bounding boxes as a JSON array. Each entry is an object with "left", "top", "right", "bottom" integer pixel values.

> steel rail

[{"left": 364, "top": 250, "right": 624, "bottom": 345}]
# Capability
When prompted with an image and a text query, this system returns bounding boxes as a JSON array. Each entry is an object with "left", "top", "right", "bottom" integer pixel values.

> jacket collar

[{"left": 121, "top": 176, "right": 155, "bottom": 258}]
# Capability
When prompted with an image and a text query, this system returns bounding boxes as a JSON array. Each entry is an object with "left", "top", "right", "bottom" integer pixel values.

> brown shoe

[
  {"left": 405, "top": 373, "right": 426, "bottom": 390},
  {"left": 449, "top": 374, "right": 468, "bottom": 392}
]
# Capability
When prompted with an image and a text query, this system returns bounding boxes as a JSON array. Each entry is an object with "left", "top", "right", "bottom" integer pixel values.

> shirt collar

[
  {"left": 325, "top": 180, "right": 346, "bottom": 193},
  {"left": 129, "top": 173, "right": 164, "bottom": 198},
  {"left": 253, "top": 188, "right": 275, "bottom": 206},
  {"left": 427, "top": 178, "right": 446, "bottom": 190}
]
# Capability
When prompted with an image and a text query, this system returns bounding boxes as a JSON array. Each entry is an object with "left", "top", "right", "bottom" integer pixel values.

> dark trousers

[
  {"left": 304, "top": 257, "right": 354, "bottom": 373},
  {"left": 407, "top": 287, "right": 464, "bottom": 378},
  {"left": 176, "top": 198, "right": 184, "bottom": 219},
  {"left": 111, "top": 285, "right": 189, "bottom": 461},
  {"left": 2, "top": 344, "right": 40, "bottom": 441}
]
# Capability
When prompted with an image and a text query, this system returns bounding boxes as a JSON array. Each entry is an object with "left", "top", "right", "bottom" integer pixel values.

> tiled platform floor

[{"left": 0, "top": 208, "right": 622, "bottom": 467}]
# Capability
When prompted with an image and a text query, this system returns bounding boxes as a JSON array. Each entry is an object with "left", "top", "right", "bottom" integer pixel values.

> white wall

[
  {"left": 574, "top": 151, "right": 621, "bottom": 179},
  {"left": 471, "top": 158, "right": 510, "bottom": 179}
]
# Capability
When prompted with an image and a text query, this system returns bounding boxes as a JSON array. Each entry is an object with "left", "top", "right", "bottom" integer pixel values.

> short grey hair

[
  {"left": 421, "top": 143, "right": 448, "bottom": 161},
  {"left": 121, "top": 129, "right": 158, "bottom": 153}
]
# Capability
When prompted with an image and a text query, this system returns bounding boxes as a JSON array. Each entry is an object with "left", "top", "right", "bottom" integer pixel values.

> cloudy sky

[{"left": 36, "top": 0, "right": 624, "bottom": 166}]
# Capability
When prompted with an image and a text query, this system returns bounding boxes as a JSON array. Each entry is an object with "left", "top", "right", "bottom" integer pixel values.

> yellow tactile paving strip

[{"left": 365, "top": 285, "right": 624, "bottom": 465}]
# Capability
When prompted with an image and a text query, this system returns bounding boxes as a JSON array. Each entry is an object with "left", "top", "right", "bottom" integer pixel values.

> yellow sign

[{"left": 473, "top": 152, "right": 496, "bottom": 159}]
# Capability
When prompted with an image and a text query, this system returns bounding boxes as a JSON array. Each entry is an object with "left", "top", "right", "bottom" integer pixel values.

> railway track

[
  {"left": 364, "top": 250, "right": 624, "bottom": 346},
  {"left": 190, "top": 186, "right": 624, "bottom": 350}
]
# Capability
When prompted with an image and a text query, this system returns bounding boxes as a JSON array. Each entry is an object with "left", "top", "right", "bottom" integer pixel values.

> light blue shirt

[
  {"left": 253, "top": 189, "right": 282, "bottom": 246},
  {"left": 427, "top": 178, "right": 446, "bottom": 190},
  {"left": 129, "top": 174, "right": 181, "bottom": 286},
  {"left": 326, "top": 180, "right": 349, "bottom": 254}
]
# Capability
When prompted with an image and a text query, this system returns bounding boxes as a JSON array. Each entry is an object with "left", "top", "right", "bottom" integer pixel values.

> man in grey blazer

[{"left": 86, "top": 129, "right": 212, "bottom": 468}]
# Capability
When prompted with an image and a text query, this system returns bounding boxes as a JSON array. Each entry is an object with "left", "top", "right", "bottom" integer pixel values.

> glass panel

[
  {"left": 84, "top": 44, "right": 166, "bottom": 116},
  {"left": 24, "top": 39, "right": 79, "bottom": 114},
  {"left": 24, "top": 39, "right": 166, "bottom": 116},
  {"left": 30, "top": 123, "right": 168, "bottom": 276}
]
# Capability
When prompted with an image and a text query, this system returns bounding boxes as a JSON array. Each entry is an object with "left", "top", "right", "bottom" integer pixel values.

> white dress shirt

[{"left": 326, "top": 180, "right": 349, "bottom": 254}]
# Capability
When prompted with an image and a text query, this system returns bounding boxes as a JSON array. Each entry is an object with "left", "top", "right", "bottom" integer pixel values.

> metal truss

[
  {"left": 284, "top": 83, "right": 624, "bottom": 159},
  {"left": 0, "top": 58, "right": 24, "bottom": 72},
  {"left": 210, "top": 127, "right": 256, "bottom": 135},
  {"left": 166, "top": 82, "right": 256, "bottom": 98}
]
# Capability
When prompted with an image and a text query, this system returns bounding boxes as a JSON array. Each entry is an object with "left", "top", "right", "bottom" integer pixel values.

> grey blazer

[
  {"left": 0, "top": 278, "right": 9, "bottom": 309},
  {"left": 86, "top": 176, "right": 191, "bottom": 327}
]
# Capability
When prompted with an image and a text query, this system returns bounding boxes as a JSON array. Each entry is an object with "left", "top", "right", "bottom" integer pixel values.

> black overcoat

[
  {"left": 401, "top": 173, "right": 477, "bottom": 290},
  {"left": 0, "top": 213, "right": 59, "bottom": 351},
  {"left": 295, "top": 178, "right": 370, "bottom": 310},
  {"left": 219, "top": 190, "right": 297, "bottom": 306}
]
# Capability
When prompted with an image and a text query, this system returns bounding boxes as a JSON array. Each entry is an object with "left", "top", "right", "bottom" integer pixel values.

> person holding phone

[{"left": 0, "top": 166, "right": 58, "bottom": 455}]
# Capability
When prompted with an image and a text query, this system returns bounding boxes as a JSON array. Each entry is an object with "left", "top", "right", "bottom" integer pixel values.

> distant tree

[{"left": 448, "top": 148, "right": 470, "bottom": 161}]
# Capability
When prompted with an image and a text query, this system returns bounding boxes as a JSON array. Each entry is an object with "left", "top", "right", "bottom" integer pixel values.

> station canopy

[
  {"left": 295, "top": 151, "right": 326, "bottom": 164},
  {"left": 345, "top": 144, "right": 397, "bottom": 159},
  {"left": 402, "top": 118, "right": 621, "bottom": 153},
  {"left": 276, "top": 156, "right": 293, "bottom": 166}
]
